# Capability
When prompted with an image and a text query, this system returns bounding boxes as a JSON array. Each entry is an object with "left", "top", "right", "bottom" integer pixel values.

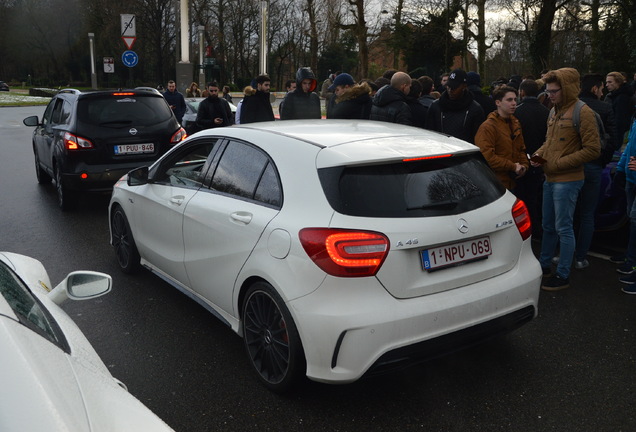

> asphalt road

[{"left": 1, "top": 106, "right": 635, "bottom": 431}]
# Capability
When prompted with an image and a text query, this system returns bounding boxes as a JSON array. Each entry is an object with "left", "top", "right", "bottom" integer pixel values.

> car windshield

[
  {"left": 77, "top": 95, "right": 173, "bottom": 127},
  {"left": 318, "top": 153, "right": 506, "bottom": 218}
]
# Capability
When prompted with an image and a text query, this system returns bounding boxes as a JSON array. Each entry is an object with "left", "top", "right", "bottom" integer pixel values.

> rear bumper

[
  {"left": 61, "top": 163, "right": 147, "bottom": 192},
  {"left": 288, "top": 242, "right": 541, "bottom": 384}
]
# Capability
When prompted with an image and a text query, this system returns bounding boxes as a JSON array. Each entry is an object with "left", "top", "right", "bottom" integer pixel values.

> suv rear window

[
  {"left": 76, "top": 95, "right": 173, "bottom": 127},
  {"left": 318, "top": 153, "right": 506, "bottom": 218}
]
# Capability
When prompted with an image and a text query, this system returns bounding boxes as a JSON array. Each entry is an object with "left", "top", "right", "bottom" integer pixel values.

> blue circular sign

[{"left": 122, "top": 50, "right": 138, "bottom": 68}]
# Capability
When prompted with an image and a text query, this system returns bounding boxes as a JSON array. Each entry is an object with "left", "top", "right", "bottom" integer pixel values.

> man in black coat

[
  {"left": 467, "top": 71, "right": 496, "bottom": 115},
  {"left": 280, "top": 67, "right": 321, "bottom": 120},
  {"left": 326, "top": 73, "right": 372, "bottom": 120},
  {"left": 425, "top": 69, "right": 485, "bottom": 143},
  {"left": 196, "top": 81, "right": 233, "bottom": 130},
  {"left": 605, "top": 71, "right": 635, "bottom": 144},
  {"left": 369, "top": 71, "right": 412, "bottom": 125},
  {"left": 240, "top": 74, "right": 275, "bottom": 124},
  {"left": 514, "top": 78, "right": 550, "bottom": 236}
]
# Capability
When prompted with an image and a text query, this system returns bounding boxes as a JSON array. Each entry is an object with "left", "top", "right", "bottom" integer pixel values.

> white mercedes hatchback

[
  {"left": 109, "top": 120, "right": 542, "bottom": 392},
  {"left": 0, "top": 252, "right": 174, "bottom": 431}
]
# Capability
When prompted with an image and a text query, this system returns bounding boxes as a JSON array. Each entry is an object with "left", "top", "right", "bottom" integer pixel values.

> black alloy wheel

[
  {"left": 242, "top": 282, "right": 305, "bottom": 392},
  {"left": 110, "top": 206, "right": 141, "bottom": 274}
]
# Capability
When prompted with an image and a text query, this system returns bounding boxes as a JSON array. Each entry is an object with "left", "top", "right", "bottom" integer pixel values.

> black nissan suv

[{"left": 23, "top": 88, "right": 186, "bottom": 210}]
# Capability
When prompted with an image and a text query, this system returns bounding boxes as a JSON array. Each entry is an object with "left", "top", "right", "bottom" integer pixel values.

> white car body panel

[
  {"left": 0, "top": 252, "right": 174, "bottom": 431},
  {"left": 110, "top": 120, "right": 542, "bottom": 385}
]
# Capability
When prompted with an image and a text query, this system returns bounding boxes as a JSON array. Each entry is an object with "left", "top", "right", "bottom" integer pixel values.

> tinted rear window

[
  {"left": 318, "top": 154, "right": 505, "bottom": 218},
  {"left": 77, "top": 95, "right": 173, "bottom": 127}
]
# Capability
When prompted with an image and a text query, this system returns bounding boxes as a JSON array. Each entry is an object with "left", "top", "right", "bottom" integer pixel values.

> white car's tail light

[
  {"left": 299, "top": 228, "right": 389, "bottom": 277},
  {"left": 512, "top": 199, "right": 532, "bottom": 241},
  {"left": 171, "top": 127, "right": 187, "bottom": 143},
  {"left": 63, "top": 132, "right": 93, "bottom": 150}
]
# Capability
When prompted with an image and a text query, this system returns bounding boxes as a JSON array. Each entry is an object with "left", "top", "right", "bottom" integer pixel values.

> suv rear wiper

[{"left": 408, "top": 199, "right": 458, "bottom": 210}]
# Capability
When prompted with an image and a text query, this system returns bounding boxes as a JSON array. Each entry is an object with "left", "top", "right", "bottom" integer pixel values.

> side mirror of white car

[{"left": 48, "top": 271, "right": 113, "bottom": 305}]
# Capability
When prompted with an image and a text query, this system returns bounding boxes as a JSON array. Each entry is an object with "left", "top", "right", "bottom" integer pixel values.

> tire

[
  {"left": 242, "top": 281, "right": 305, "bottom": 392},
  {"left": 54, "top": 165, "right": 76, "bottom": 211},
  {"left": 34, "top": 149, "right": 52, "bottom": 184},
  {"left": 110, "top": 206, "right": 141, "bottom": 274}
]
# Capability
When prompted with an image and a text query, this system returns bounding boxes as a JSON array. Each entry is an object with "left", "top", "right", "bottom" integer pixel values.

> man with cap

[
  {"left": 369, "top": 71, "right": 413, "bottom": 125},
  {"left": 280, "top": 67, "right": 321, "bottom": 120},
  {"left": 326, "top": 73, "right": 373, "bottom": 120},
  {"left": 425, "top": 68, "right": 485, "bottom": 143}
]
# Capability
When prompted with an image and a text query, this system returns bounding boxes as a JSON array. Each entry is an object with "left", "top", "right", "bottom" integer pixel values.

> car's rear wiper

[{"left": 408, "top": 199, "right": 459, "bottom": 210}]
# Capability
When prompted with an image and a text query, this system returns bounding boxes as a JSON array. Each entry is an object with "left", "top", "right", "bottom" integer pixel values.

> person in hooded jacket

[
  {"left": 425, "top": 69, "right": 485, "bottom": 143},
  {"left": 280, "top": 67, "right": 321, "bottom": 120},
  {"left": 326, "top": 73, "right": 372, "bottom": 119},
  {"left": 467, "top": 71, "right": 496, "bottom": 115},
  {"left": 530, "top": 68, "right": 600, "bottom": 291},
  {"left": 369, "top": 71, "right": 412, "bottom": 125}
]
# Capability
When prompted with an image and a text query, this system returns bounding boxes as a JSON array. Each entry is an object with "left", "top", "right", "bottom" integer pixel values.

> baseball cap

[
  {"left": 446, "top": 69, "right": 468, "bottom": 89},
  {"left": 328, "top": 73, "right": 355, "bottom": 92}
]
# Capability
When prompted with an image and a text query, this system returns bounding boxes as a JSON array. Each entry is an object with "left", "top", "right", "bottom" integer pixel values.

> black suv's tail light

[
  {"left": 299, "top": 228, "right": 389, "bottom": 277},
  {"left": 63, "top": 132, "right": 93, "bottom": 150},
  {"left": 512, "top": 199, "right": 532, "bottom": 241},
  {"left": 171, "top": 127, "right": 187, "bottom": 144}
]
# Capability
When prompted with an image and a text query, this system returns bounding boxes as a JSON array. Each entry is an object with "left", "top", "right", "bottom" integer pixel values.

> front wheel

[
  {"left": 110, "top": 206, "right": 141, "bottom": 274},
  {"left": 242, "top": 282, "right": 305, "bottom": 392}
]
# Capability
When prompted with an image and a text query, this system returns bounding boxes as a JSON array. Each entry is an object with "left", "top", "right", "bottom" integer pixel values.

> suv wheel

[
  {"left": 242, "top": 282, "right": 305, "bottom": 392},
  {"left": 54, "top": 165, "right": 76, "bottom": 211},
  {"left": 34, "top": 149, "right": 52, "bottom": 184}
]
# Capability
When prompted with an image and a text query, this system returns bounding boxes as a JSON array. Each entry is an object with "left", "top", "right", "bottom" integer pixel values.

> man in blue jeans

[{"left": 530, "top": 68, "right": 600, "bottom": 291}]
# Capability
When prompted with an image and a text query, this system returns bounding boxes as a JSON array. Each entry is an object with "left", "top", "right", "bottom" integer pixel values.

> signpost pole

[{"left": 88, "top": 33, "right": 97, "bottom": 89}]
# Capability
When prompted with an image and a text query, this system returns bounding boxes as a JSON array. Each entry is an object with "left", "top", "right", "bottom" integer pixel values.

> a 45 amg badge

[{"left": 396, "top": 238, "right": 419, "bottom": 247}]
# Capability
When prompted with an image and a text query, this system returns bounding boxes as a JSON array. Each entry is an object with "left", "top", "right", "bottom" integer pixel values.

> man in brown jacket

[
  {"left": 475, "top": 85, "right": 528, "bottom": 190},
  {"left": 531, "top": 68, "right": 600, "bottom": 291}
]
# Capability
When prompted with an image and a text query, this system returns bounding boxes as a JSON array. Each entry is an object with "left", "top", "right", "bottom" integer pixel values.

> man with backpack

[
  {"left": 572, "top": 74, "right": 618, "bottom": 270},
  {"left": 530, "top": 68, "right": 600, "bottom": 291}
]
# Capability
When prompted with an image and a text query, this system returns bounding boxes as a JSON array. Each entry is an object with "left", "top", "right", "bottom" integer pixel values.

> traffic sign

[
  {"left": 122, "top": 36, "right": 136, "bottom": 50},
  {"left": 121, "top": 14, "right": 136, "bottom": 37},
  {"left": 103, "top": 57, "right": 115, "bottom": 73},
  {"left": 122, "top": 50, "right": 138, "bottom": 68}
]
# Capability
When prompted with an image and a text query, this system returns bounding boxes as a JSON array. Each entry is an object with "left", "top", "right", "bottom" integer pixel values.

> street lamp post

[
  {"left": 259, "top": 0, "right": 268, "bottom": 75},
  {"left": 198, "top": 25, "right": 205, "bottom": 88},
  {"left": 88, "top": 33, "right": 97, "bottom": 89}
]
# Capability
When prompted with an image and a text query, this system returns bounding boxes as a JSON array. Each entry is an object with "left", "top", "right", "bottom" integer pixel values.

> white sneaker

[
  {"left": 574, "top": 259, "right": 589, "bottom": 269},
  {"left": 551, "top": 256, "right": 560, "bottom": 265}
]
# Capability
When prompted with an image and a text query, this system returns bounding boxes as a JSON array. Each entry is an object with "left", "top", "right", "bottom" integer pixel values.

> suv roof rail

[{"left": 58, "top": 88, "right": 82, "bottom": 95}]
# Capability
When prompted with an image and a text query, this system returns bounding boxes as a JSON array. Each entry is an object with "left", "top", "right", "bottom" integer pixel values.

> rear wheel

[
  {"left": 34, "top": 149, "right": 51, "bottom": 184},
  {"left": 54, "top": 165, "right": 76, "bottom": 211},
  {"left": 110, "top": 206, "right": 140, "bottom": 274},
  {"left": 242, "top": 282, "right": 305, "bottom": 392}
]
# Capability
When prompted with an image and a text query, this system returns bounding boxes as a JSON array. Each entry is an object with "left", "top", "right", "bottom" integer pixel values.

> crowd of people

[{"left": 160, "top": 66, "right": 636, "bottom": 294}]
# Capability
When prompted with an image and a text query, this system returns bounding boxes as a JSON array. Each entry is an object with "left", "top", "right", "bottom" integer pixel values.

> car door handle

[
  {"left": 170, "top": 196, "right": 185, "bottom": 206},
  {"left": 230, "top": 212, "right": 252, "bottom": 224}
]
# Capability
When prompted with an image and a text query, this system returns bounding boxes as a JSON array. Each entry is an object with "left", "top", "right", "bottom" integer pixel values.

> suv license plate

[
  {"left": 421, "top": 236, "right": 492, "bottom": 271},
  {"left": 114, "top": 143, "right": 154, "bottom": 155}
]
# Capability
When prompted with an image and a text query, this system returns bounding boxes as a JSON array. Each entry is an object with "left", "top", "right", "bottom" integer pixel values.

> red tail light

[
  {"left": 63, "top": 132, "right": 93, "bottom": 150},
  {"left": 299, "top": 228, "right": 390, "bottom": 277},
  {"left": 512, "top": 199, "right": 532, "bottom": 241},
  {"left": 171, "top": 127, "right": 187, "bottom": 143}
]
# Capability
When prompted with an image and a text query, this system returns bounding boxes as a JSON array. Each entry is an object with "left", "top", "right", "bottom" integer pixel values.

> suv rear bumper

[{"left": 61, "top": 163, "right": 148, "bottom": 191}]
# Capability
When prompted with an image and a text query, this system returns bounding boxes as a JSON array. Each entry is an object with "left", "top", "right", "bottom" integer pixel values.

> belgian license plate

[
  {"left": 421, "top": 236, "right": 492, "bottom": 271},
  {"left": 114, "top": 143, "right": 154, "bottom": 155}
]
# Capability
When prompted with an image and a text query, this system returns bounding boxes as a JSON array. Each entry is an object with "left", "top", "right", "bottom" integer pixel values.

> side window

[
  {"left": 153, "top": 139, "right": 219, "bottom": 188},
  {"left": 41, "top": 99, "right": 56, "bottom": 127},
  {"left": 0, "top": 262, "right": 67, "bottom": 351},
  {"left": 50, "top": 99, "right": 65, "bottom": 124},
  {"left": 210, "top": 140, "right": 282, "bottom": 208},
  {"left": 60, "top": 100, "right": 73, "bottom": 124}
]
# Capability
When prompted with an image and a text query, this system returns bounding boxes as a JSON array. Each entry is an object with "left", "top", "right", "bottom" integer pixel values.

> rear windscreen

[
  {"left": 318, "top": 154, "right": 506, "bottom": 218},
  {"left": 77, "top": 95, "right": 173, "bottom": 127}
]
